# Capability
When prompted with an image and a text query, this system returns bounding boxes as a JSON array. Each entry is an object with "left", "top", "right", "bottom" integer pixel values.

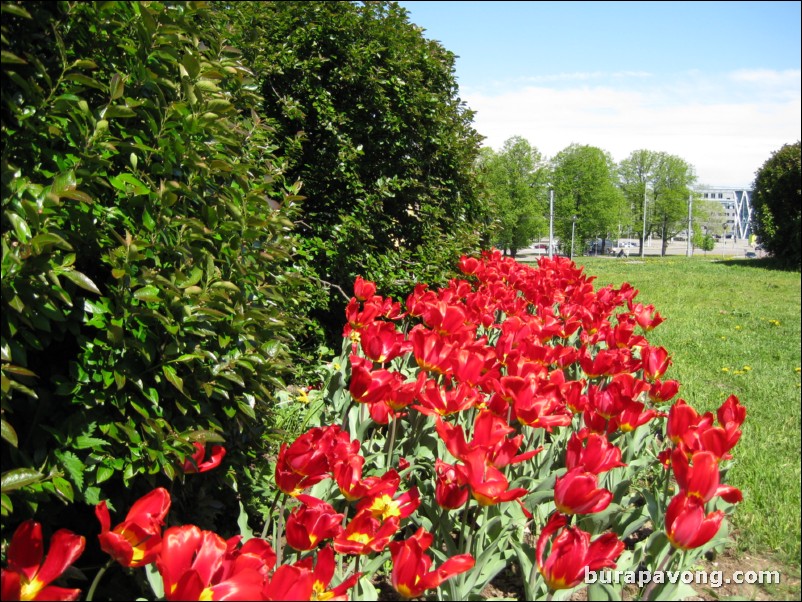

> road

[{"left": 516, "top": 238, "right": 760, "bottom": 261}]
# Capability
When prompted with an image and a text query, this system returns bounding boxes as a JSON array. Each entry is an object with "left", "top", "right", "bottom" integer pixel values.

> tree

[
  {"left": 618, "top": 150, "right": 696, "bottom": 256},
  {"left": 220, "top": 1, "right": 488, "bottom": 341},
  {"left": 478, "top": 137, "right": 547, "bottom": 257},
  {"left": 752, "top": 141, "right": 801, "bottom": 267},
  {"left": 550, "top": 144, "right": 628, "bottom": 256}
]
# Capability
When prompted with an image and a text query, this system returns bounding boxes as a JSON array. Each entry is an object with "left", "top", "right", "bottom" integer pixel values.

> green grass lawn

[{"left": 568, "top": 256, "right": 801, "bottom": 569}]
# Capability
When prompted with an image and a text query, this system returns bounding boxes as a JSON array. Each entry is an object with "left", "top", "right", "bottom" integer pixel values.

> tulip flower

[
  {"left": 648, "top": 379, "right": 680, "bottom": 404},
  {"left": 274, "top": 426, "right": 339, "bottom": 496},
  {"left": 389, "top": 528, "right": 475, "bottom": 598},
  {"left": 409, "top": 326, "right": 456, "bottom": 376},
  {"left": 434, "top": 459, "right": 470, "bottom": 509},
  {"left": 359, "top": 320, "right": 409, "bottom": 363},
  {"left": 96, "top": 487, "right": 171, "bottom": 567},
  {"left": 182, "top": 442, "right": 226, "bottom": 474},
  {"left": 670, "top": 449, "right": 743, "bottom": 504},
  {"left": 457, "top": 450, "right": 528, "bottom": 507},
  {"left": 157, "top": 525, "right": 277, "bottom": 601},
  {"left": 565, "top": 430, "right": 625, "bottom": 475},
  {"left": 640, "top": 345, "right": 671, "bottom": 381},
  {"left": 262, "top": 565, "right": 315, "bottom": 601},
  {"left": 665, "top": 493, "right": 725, "bottom": 550},
  {"left": 332, "top": 509, "right": 400, "bottom": 555},
  {"left": 356, "top": 474, "right": 420, "bottom": 521},
  {"left": 553, "top": 468, "right": 612, "bottom": 515},
  {"left": 536, "top": 513, "right": 623, "bottom": 591},
  {"left": 1, "top": 520, "right": 85, "bottom": 601},
  {"left": 717, "top": 395, "right": 746, "bottom": 429},
  {"left": 353, "top": 275, "right": 377, "bottom": 301},
  {"left": 294, "top": 546, "right": 360, "bottom": 601},
  {"left": 627, "top": 300, "right": 665, "bottom": 331},
  {"left": 285, "top": 495, "right": 344, "bottom": 551}
]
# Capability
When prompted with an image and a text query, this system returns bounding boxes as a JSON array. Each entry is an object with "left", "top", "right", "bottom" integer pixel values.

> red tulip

[
  {"left": 389, "top": 528, "right": 475, "bottom": 598},
  {"left": 536, "top": 513, "right": 623, "bottom": 591},
  {"left": 671, "top": 449, "right": 743, "bottom": 504},
  {"left": 262, "top": 564, "right": 315, "bottom": 601},
  {"left": 293, "top": 545, "right": 360, "bottom": 601},
  {"left": 414, "top": 375, "right": 479, "bottom": 417},
  {"left": 457, "top": 450, "right": 528, "bottom": 507},
  {"left": 640, "top": 345, "right": 671, "bottom": 381},
  {"left": 648, "top": 379, "right": 680, "bottom": 404},
  {"left": 285, "top": 495, "right": 344, "bottom": 551},
  {"left": 565, "top": 430, "right": 625, "bottom": 475},
  {"left": 717, "top": 395, "right": 746, "bottom": 429},
  {"left": 157, "top": 525, "right": 276, "bottom": 601},
  {"left": 1, "top": 520, "right": 85, "bottom": 601},
  {"left": 409, "top": 326, "right": 456, "bottom": 376},
  {"left": 434, "top": 459, "right": 470, "bottom": 509},
  {"left": 665, "top": 493, "right": 724, "bottom": 550},
  {"left": 359, "top": 320, "right": 408, "bottom": 363},
  {"left": 627, "top": 300, "right": 665, "bottom": 331},
  {"left": 182, "top": 442, "right": 226, "bottom": 474},
  {"left": 274, "top": 426, "right": 338, "bottom": 495},
  {"left": 353, "top": 275, "right": 377, "bottom": 301},
  {"left": 553, "top": 468, "right": 612, "bottom": 515},
  {"left": 96, "top": 487, "right": 171, "bottom": 567},
  {"left": 332, "top": 509, "right": 400, "bottom": 556},
  {"left": 356, "top": 474, "right": 420, "bottom": 521}
]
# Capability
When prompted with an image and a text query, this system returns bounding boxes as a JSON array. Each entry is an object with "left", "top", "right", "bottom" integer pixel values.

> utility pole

[
  {"left": 548, "top": 189, "right": 554, "bottom": 259},
  {"left": 686, "top": 192, "right": 693, "bottom": 257},
  {"left": 640, "top": 185, "right": 647, "bottom": 258},
  {"left": 570, "top": 215, "right": 577, "bottom": 260}
]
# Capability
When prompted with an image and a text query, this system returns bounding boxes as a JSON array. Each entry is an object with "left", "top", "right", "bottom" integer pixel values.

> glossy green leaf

[{"left": 1, "top": 468, "right": 45, "bottom": 492}]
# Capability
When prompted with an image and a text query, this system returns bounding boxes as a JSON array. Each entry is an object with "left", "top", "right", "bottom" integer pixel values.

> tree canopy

[
  {"left": 550, "top": 144, "right": 628, "bottom": 255},
  {"left": 219, "top": 1, "right": 488, "bottom": 339},
  {"left": 752, "top": 141, "right": 801, "bottom": 268},
  {"left": 618, "top": 150, "right": 696, "bottom": 256},
  {"left": 477, "top": 136, "right": 548, "bottom": 257}
]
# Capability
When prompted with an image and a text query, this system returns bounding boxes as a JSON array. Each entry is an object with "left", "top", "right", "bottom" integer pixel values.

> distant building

[{"left": 694, "top": 186, "right": 753, "bottom": 240}]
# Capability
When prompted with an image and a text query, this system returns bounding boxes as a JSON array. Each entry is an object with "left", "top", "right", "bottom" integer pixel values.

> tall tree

[
  {"left": 619, "top": 150, "right": 696, "bottom": 256},
  {"left": 550, "top": 144, "right": 628, "bottom": 256},
  {"left": 478, "top": 136, "right": 547, "bottom": 257},
  {"left": 752, "top": 141, "right": 801, "bottom": 267},
  {"left": 220, "top": 1, "right": 488, "bottom": 341}
]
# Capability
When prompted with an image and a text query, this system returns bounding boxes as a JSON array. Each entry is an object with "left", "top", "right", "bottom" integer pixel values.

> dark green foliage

[
  {"left": 752, "top": 141, "right": 801, "bottom": 268},
  {"left": 220, "top": 1, "right": 488, "bottom": 341},
  {"left": 1, "top": 0, "right": 311, "bottom": 527}
]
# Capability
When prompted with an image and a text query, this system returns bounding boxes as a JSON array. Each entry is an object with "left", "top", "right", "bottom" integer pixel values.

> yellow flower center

[{"left": 19, "top": 577, "right": 44, "bottom": 601}]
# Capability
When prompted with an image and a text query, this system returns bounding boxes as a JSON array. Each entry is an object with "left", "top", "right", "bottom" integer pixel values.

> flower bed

[{"left": 1, "top": 251, "right": 745, "bottom": 601}]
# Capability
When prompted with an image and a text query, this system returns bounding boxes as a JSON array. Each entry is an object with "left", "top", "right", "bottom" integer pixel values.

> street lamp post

[
  {"left": 686, "top": 192, "right": 693, "bottom": 257},
  {"left": 640, "top": 185, "right": 648, "bottom": 258},
  {"left": 548, "top": 189, "right": 554, "bottom": 259},
  {"left": 570, "top": 215, "right": 577, "bottom": 260}
]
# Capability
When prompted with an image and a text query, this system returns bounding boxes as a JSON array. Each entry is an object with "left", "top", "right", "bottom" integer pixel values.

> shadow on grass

[{"left": 715, "top": 257, "right": 801, "bottom": 272}]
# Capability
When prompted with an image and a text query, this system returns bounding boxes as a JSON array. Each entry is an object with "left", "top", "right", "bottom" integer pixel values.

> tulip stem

[
  {"left": 261, "top": 490, "right": 283, "bottom": 539},
  {"left": 86, "top": 559, "right": 114, "bottom": 602},
  {"left": 386, "top": 417, "right": 398, "bottom": 469},
  {"left": 275, "top": 494, "right": 287, "bottom": 566}
]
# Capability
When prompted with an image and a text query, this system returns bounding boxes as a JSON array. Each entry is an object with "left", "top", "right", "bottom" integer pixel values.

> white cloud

[{"left": 463, "top": 70, "right": 801, "bottom": 187}]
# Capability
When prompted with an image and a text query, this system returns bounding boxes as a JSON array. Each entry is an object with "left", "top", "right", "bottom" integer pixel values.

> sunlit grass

[{"left": 571, "top": 256, "right": 801, "bottom": 566}]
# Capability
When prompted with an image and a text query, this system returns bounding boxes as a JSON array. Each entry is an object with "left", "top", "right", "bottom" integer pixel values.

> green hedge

[{"left": 1, "top": 0, "right": 315, "bottom": 526}]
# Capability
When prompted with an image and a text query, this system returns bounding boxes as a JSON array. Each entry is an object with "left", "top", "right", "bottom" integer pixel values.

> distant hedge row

[{"left": 1, "top": 0, "right": 485, "bottom": 537}]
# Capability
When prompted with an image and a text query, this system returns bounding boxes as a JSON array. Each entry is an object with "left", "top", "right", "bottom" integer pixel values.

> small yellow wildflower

[
  {"left": 742, "top": 366, "right": 752, "bottom": 372},
  {"left": 768, "top": 319, "right": 781, "bottom": 327},
  {"left": 735, "top": 325, "right": 742, "bottom": 331},
  {"left": 721, "top": 367, "right": 730, "bottom": 373}
]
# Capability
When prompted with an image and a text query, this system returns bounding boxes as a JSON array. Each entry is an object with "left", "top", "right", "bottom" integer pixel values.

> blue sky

[{"left": 398, "top": 1, "right": 801, "bottom": 187}]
